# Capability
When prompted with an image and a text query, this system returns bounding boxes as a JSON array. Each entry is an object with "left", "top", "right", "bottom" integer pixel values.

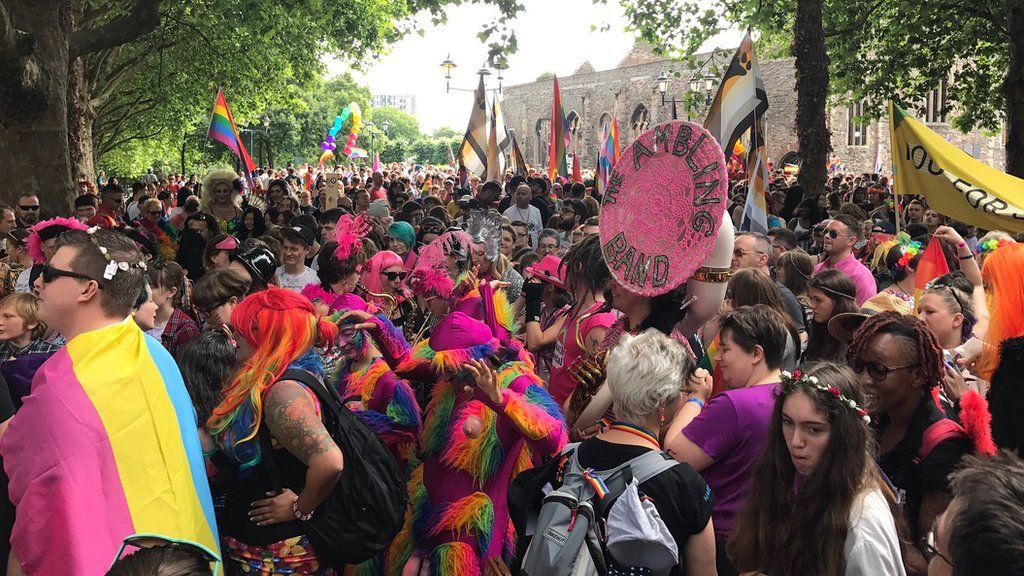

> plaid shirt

[
  {"left": 160, "top": 308, "right": 200, "bottom": 359},
  {"left": 0, "top": 338, "right": 61, "bottom": 364}
]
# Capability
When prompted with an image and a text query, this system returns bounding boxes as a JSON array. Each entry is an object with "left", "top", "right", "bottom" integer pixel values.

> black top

[
  {"left": 576, "top": 438, "right": 714, "bottom": 575},
  {"left": 875, "top": 394, "right": 971, "bottom": 534},
  {"left": 774, "top": 280, "right": 807, "bottom": 332}
]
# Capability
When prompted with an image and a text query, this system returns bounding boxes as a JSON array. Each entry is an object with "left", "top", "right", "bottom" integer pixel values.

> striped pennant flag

[
  {"left": 703, "top": 30, "right": 769, "bottom": 155},
  {"left": 741, "top": 117, "right": 770, "bottom": 233},
  {"left": 548, "top": 75, "right": 569, "bottom": 181},
  {"left": 509, "top": 132, "right": 528, "bottom": 176},
  {"left": 208, "top": 89, "right": 255, "bottom": 175},
  {"left": 457, "top": 75, "right": 489, "bottom": 179},
  {"left": 486, "top": 95, "right": 505, "bottom": 181}
]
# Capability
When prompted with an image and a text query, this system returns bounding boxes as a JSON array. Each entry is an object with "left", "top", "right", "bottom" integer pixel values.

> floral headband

[
  {"left": 892, "top": 238, "right": 922, "bottom": 272},
  {"left": 87, "top": 227, "right": 147, "bottom": 280},
  {"left": 781, "top": 369, "right": 871, "bottom": 424},
  {"left": 977, "top": 237, "right": 1012, "bottom": 255}
]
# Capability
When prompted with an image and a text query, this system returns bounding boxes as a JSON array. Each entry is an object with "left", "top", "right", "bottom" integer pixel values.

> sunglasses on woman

[
  {"left": 850, "top": 357, "right": 917, "bottom": 381},
  {"left": 381, "top": 271, "right": 407, "bottom": 281}
]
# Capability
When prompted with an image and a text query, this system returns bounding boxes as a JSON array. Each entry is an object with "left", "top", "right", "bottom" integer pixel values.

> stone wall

[{"left": 501, "top": 51, "right": 1006, "bottom": 176}]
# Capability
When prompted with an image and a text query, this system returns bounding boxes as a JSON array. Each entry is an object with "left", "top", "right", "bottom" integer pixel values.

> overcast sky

[{"left": 325, "top": 0, "right": 742, "bottom": 134}]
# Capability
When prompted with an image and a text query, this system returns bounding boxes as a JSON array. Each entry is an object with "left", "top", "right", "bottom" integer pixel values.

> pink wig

[
  {"left": 361, "top": 250, "right": 410, "bottom": 303},
  {"left": 27, "top": 217, "right": 89, "bottom": 264}
]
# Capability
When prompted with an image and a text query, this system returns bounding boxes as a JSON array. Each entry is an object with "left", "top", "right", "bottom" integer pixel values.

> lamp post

[
  {"left": 440, "top": 54, "right": 502, "bottom": 94},
  {"left": 240, "top": 115, "right": 272, "bottom": 168},
  {"left": 366, "top": 120, "right": 391, "bottom": 162},
  {"left": 656, "top": 71, "right": 686, "bottom": 121}
]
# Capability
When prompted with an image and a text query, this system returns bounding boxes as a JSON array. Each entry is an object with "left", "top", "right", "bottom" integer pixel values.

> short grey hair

[{"left": 606, "top": 329, "right": 691, "bottom": 424}]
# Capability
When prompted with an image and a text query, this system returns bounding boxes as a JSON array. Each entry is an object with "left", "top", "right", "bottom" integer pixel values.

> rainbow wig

[
  {"left": 361, "top": 250, "right": 410, "bottom": 305},
  {"left": 208, "top": 287, "right": 338, "bottom": 473},
  {"left": 27, "top": 217, "right": 89, "bottom": 264},
  {"left": 979, "top": 243, "right": 1024, "bottom": 379}
]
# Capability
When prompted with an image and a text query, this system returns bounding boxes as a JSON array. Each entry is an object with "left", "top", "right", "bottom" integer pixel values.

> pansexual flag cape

[{"left": 1, "top": 319, "right": 219, "bottom": 575}]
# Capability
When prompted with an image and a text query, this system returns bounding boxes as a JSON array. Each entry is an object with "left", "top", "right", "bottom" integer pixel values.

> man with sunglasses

[
  {"left": 14, "top": 194, "right": 39, "bottom": 229},
  {"left": 2, "top": 229, "right": 218, "bottom": 575},
  {"left": 812, "top": 213, "right": 877, "bottom": 305}
]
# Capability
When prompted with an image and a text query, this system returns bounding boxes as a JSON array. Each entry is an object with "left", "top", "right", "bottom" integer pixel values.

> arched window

[
  {"left": 598, "top": 112, "right": 612, "bottom": 140},
  {"left": 630, "top": 104, "right": 650, "bottom": 139},
  {"left": 535, "top": 118, "right": 551, "bottom": 165}
]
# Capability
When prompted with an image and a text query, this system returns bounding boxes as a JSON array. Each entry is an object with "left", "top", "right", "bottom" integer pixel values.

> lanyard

[{"left": 608, "top": 421, "right": 660, "bottom": 450}]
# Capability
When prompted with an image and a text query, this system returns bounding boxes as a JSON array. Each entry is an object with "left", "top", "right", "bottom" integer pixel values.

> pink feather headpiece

[
  {"left": 408, "top": 230, "right": 473, "bottom": 299},
  {"left": 27, "top": 217, "right": 89, "bottom": 264},
  {"left": 333, "top": 213, "right": 373, "bottom": 262}
]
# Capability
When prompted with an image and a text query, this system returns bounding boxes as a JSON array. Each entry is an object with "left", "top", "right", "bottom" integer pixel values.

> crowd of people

[{"left": 0, "top": 157, "right": 1021, "bottom": 576}]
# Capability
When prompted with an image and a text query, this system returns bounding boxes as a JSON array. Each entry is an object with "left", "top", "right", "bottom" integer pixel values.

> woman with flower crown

[{"left": 728, "top": 361, "right": 907, "bottom": 576}]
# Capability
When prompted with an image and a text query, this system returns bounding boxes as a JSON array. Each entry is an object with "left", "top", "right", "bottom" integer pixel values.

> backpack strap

[
  {"left": 624, "top": 450, "right": 679, "bottom": 484},
  {"left": 915, "top": 418, "right": 968, "bottom": 465},
  {"left": 259, "top": 369, "right": 335, "bottom": 493}
]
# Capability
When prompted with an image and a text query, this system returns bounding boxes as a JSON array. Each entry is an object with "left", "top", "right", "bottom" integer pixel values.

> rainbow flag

[
  {"left": 698, "top": 334, "right": 727, "bottom": 399},
  {"left": 596, "top": 119, "right": 620, "bottom": 194},
  {"left": 0, "top": 319, "right": 219, "bottom": 574},
  {"left": 548, "top": 75, "right": 569, "bottom": 181},
  {"left": 349, "top": 147, "right": 368, "bottom": 159},
  {"left": 208, "top": 89, "right": 255, "bottom": 175},
  {"left": 913, "top": 237, "right": 951, "bottom": 307}
]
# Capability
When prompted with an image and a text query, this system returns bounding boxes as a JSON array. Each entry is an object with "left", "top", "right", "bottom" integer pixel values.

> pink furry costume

[{"left": 377, "top": 312, "right": 566, "bottom": 576}]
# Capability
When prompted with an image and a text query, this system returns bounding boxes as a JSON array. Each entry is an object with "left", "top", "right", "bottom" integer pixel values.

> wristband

[
  {"left": 686, "top": 397, "right": 705, "bottom": 409},
  {"left": 957, "top": 241, "right": 967, "bottom": 249},
  {"left": 959, "top": 254, "right": 974, "bottom": 260},
  {"left": 292, "top": 497, "right": 313, "bottom": 521}
]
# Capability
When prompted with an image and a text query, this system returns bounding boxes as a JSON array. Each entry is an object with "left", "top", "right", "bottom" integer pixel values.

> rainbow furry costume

[{"left": 374, "top": 319, "right": 567, "bottom": 576}]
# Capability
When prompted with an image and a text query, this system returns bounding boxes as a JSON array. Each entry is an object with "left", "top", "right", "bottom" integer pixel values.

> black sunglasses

[
  {"left": 18, "top": 205, "right": 39, "bottom": 211},
  {"left": 824, "top": 229, "right": 841, "bottom": 239},
  {"left": 382, "top": 271, "right": 407, "bottom": 281},
  {"left": 41, "top": 264, "right": 101, "bottom": 286},
  {"left": 851, "top": 358, "right": 916, "bottom": 381}
]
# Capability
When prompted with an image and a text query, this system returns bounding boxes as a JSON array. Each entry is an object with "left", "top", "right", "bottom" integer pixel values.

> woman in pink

[
  {"left": 547, "top": 234, "right": 618, "bottom": 408},
  {"left": 360, "top": 250, "right": 418, "bottom": 338}
]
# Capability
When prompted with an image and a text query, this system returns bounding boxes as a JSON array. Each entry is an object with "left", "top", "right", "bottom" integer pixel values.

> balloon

[
  {"left": 326, "top": 135, "right": 335, "bottom": 144},
  {"left": 328, "top": 142, "right": 336, "bottom": 150},
  {"left": 321, "top": 142, "right": 331, "bottom": 150}
]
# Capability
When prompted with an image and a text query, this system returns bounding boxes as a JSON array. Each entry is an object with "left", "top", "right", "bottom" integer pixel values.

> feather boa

[
  {"left": 334, "top": 213, "right": 372, "bottom": 261},
  {"left": 138, "top": 217, "right": 178, "bottom": 260},
  {"left": 960, "top": 389, "right": 996, "bottom": 456}
]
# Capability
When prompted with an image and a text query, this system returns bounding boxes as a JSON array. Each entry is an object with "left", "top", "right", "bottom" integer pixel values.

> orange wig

[{"left": 979, "top": 243, "right": 1024, "bottom": 379}]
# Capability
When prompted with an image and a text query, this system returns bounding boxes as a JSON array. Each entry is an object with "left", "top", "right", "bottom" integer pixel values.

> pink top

[
  {"left": 370, "top": 186, "right": 388, "bottom": 201},
  {"left": 813, "top": 252, "right": 877, "bottom": 306},
  {"left": 548, "top": 302, "right": 618, "bottom": 406}
]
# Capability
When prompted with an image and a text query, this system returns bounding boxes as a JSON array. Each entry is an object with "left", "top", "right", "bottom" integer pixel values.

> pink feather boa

[
  {"left": 334, "top": 214, "right": 372, "bottom": 262},
  {"left": 27, "top": 217, "right": 89, "bottom": 264}
]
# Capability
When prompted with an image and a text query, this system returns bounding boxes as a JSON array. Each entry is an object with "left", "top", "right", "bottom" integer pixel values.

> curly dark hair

[
  {"left": 846, "top": 311, "right": 944, "bottom": 391},
  {"left": 559, "top": 233, "right": 611, "bottom": 298}
]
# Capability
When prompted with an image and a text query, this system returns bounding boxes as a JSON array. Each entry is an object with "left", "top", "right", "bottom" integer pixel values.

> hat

[
  {"left": 27, "top": 217, "right": 89, "bottom": 264},
  {"left": 214, "top": 235, "right": 239, "bottom": 251},
  {"left": 367, "top": 199, "right": 391, "bottom": 219},
  {"left": 871, "top": 220, "right": 896, "bottom": 235},
  {"left": 525, "top": 254, "right": 566, "bottom": 290},
  {"left": 388, "top": 221, "right": 415, "bottom": 249},
  {"left": 828, "top": 292, "right": 912, "bottom": 343},
  {"left": 288, "top": 224, "right": 317, "bottom": 247},
  {"left": 231, "top": 244, "right": 277, "bottom": 285}
]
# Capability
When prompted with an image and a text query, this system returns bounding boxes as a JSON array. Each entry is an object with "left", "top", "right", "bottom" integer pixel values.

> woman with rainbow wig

[{"left": 208, "top": 287, "right": 343, "bottom": 575}]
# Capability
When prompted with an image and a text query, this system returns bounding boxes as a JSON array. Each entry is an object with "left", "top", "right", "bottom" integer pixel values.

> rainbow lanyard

[{"left": 608, "top": 421, "right": 661, "bottom": 450}]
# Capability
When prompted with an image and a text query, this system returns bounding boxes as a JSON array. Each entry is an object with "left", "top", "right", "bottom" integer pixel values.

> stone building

[{"left": 501, "top": 43, "right": 1006, "bottom": 175}]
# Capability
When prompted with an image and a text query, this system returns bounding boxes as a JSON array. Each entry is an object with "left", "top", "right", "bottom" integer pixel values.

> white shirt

[
  {"left": 14, "top": 267, "right": 31, "bottom": 294},
  {"left": 275, "top": 265, "right": 320, "bottom": 293},
  {"left": 843, "top": 488, "right": 907, "bottom": 576},
  {"left": 502, "top": 204, "right": 543, "bottom": 248}
]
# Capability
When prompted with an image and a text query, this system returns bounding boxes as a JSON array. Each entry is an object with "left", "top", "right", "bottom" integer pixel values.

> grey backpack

[{"left": 519, "top": 443, "right": 679, "bottom": 576}]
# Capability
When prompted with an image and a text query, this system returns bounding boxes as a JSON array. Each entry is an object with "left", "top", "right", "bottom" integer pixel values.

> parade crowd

[{"left": 0, "top": 157, "right": 1021, "bottom": 576}]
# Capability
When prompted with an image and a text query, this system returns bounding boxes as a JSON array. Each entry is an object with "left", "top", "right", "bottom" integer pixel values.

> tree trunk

[
  {"left": 792, "top": 0, "right": 831, "bottom": 199},
  {"left": 67, "top": 52, "right": 96, "bottom": 183},
  {"left": 1003, "top": 5, "right": 1024, "bottom": 178},
  {"left": 0, "top": 0, "right": 75, "bottom": 216}
]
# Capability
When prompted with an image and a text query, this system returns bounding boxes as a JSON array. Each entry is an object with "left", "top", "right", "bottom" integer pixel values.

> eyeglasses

[
  {"left": 921, "top": 530, "right": 952, "bottom": 567},
  {"left": 18, "top": 205, "right": 39, "bottom": 211},
  {"left": 851, "top": 358, "right": 917, "bottom": 381},
  {"left": 733, "top": 249, "right": 764, "bottom": 258},
  {"left": 41, "top": 264, "right": 101, "bottom": 286},
  {"left": 112, "top": 533, "right": 220, "bottom": 573},
  {"left": 381, "top": 271, "right": 407, "bottom": 281},
  {"left": 824, "top": 228, "right": 847, "bottom": 239}
]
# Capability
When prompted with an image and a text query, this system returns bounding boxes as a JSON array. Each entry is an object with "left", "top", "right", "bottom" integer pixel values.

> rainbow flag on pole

[
  {"left": 548, "top": 75, "right": 569, "bottom": 181},
  {"left": 208, "top": 89, "right": 255, "bottom": 175},
  {"left": 0, "top": 320, "right": 220, "bottom": 574},
  {"left": 596, "top": 119, "right": 620, "bottom": 194},
  {"left": 913, "top": 237, "right": 951, "bottom": 307}
]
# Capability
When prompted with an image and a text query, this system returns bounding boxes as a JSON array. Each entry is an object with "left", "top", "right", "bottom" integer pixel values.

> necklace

[{"left": 607, "top": 421, "right": 660, "bottom": 450}]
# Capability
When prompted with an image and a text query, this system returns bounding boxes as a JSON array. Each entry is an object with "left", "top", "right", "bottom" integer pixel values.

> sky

[{"left": 325, "top": 0, "right": 743, "bottom": 134}]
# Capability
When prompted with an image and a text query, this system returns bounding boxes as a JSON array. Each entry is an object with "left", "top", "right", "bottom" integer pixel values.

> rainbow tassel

[
  {"left": 430, "top": 542, "right": 479, "bottom": 576},
  {"left": 583, "top": 468, "right": 609, "bottom": 499},
  {"left": 430, "top": 492, "right": 495, "bottom": 556}
]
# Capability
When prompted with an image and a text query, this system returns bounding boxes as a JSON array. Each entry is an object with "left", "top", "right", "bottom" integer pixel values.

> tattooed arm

[{"left": 264, "top": 380, "right": 345, "bottom": 516}]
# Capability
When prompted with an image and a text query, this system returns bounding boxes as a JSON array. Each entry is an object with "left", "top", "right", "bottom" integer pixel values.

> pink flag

[{"left": 372, "top": 152, "right": 381, "bottom": 173}]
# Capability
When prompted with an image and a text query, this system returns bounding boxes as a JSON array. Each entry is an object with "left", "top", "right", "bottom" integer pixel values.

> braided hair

[
  {"left": 559, "top": 233, "right": 611, "bottom": 299},
  {"left": 846, "top": 311, "right": 944, "bottom": 391}
]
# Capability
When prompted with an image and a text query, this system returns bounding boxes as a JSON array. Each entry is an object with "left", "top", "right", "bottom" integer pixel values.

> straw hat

[{"left": 828, "top": 291, "right": 912, "bottom": 343}]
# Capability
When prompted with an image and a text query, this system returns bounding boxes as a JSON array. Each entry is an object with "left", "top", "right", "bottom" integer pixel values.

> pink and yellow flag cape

[{"left": 1, "top": 319, "right": 219, "bottom": 575}]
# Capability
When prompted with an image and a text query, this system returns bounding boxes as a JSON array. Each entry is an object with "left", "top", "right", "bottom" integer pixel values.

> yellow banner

[{"left": 889, "top": 102, "right": 1024, "bottom": 232}]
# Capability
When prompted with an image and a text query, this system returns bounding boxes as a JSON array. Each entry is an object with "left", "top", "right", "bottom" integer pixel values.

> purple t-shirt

[{"left": 682, "top": 383, "right": 779, "bottom": 536}]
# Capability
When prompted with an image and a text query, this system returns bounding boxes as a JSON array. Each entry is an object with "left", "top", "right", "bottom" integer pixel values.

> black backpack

[{"left": 260, "top": 369, "right": 407, "bottom": 568}]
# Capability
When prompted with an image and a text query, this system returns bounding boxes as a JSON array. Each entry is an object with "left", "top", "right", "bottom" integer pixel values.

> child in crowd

[
  {"left": 0, "top": 293, "right": 60, "bottom": 363},
  {"left": 275, "top": 225, "right": 320, "bottom": 292},
  {"left": 146, "top": 260, "right": 201, "bottom": 359}
]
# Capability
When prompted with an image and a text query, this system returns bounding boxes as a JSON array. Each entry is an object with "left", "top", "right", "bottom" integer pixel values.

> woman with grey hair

[{"left": 569, "top": 329, "right": 718, "bottom": 575}]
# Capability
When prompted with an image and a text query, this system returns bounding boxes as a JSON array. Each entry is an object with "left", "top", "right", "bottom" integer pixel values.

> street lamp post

[
  {"left": 656, "top": 71, "right": 686, "bottom": 121},
  {"left": 240, "top": 115, "right": 272, "bottom": 168},
  {"left": 440, "top": 55, "right": 503, "bottom": 94}
]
